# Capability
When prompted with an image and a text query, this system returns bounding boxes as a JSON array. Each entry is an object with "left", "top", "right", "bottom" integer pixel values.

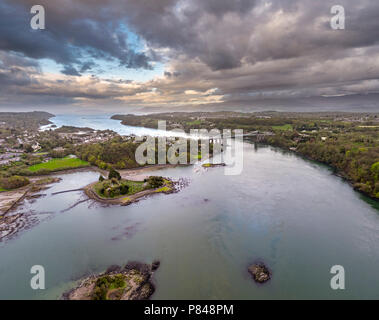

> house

[{"left": 32, "top": 142, "right": 41, "bottom": 151}]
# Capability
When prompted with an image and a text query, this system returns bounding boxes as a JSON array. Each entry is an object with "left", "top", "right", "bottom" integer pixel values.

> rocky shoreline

[
  {"left": 0, "top": 177, "right": 61, "bottom": 242},
  {"left": 62, "top": 261, "right": 160, "bottom": 300}
]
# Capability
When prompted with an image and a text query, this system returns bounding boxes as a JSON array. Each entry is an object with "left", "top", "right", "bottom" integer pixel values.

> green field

[
  {"left": 0, "top": 188, "right": 6, "bottom": 192},
  {"left": 186, "top": 120, "right": 202, "bottom": 126},
  {"left": 28, "top": 157, "right": 89, "bottom": 172},
  {"left": 121, "top": 180, "right": 146, "bottom": 195},
  {"left": 94, "top": 179, "right": 147, "bottom": 198},
  {"left": 272, "top": 124, "right": 293, "bottom": 131},
  {"left": 33, "top": 152, "right": 48, "bottom": 156}
]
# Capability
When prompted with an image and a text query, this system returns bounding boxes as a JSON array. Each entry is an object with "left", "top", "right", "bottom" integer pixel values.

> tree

[
  {"left": 108, "top": 168, "right": 121, "bottom": 180},
  {"left": 120, "top": 184, "right": 129, "bottom": 195},
  {"left": 371, "top": 162, "right": 379, "bottom": 182},
  {"left": 147, "top": 176, "right": 164, "bottom": 188},
  {"left": 0, "top": 176, "right": 30, "bottom": 190},
  {"left": 24, "top": 144, "right": 34, "bottom": 153}
]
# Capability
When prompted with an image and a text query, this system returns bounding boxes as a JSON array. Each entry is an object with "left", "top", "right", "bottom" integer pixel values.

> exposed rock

[
  {"left": 151, "top": 260, "right": 160, "bottom": 271},
  {"left": 248, "top": 263, "right": 271, "bottom": 284},
  {"left": 105, "top": 264, "right": 122, "bottom": 273}
]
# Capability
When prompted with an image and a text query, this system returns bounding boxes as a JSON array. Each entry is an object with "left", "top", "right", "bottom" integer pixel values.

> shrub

[
  {"left": 120, "top": 184, "right": 129, "bottom": 195},
  {"left": 113, "top": 188, "right": 120, "bottom": 197},
  {"left": 99, "top": 175, "right": 105, "bottom": 182},
  {"left": 147, "top": 176, "right": 164, "bottom": 188},
  {"left": 112, "top": 275, "right": 125, "bottom": 288},
  {"left": 34, "top": 168, "right": 51, "bottom": 176},
  {"left": 371, "top": 162, "right": 379, "bottom": 181},
  {"left": 0, "top": 175, "right": 30, "bottom": 190},
  {"left": 92, "top": 276, "right": 111, "bottom": 300},
  {"left": 108, "top": 168, "right": 121, "bottom": 180}
]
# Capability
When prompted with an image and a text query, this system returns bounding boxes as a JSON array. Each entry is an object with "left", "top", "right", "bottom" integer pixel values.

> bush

[
  {"left": 99, "top": 175, "right": 105, "bottom": 182},
  {"left": 0, "top": 175, "right": 30, "bottom": 190},
  {"left": 147, "top": 176, "right": 164, "bottom": 188},
  {"left": 120, "top": 184, "right": 129, "bottom": 195},
  {"left": 34, "top": 168, "right": 51, "bottom": 176},
  {"left": 371, "top": 162, "right": 379, "bottom": 181},
  {"left": 92, "top": 276, "right": 111, "bottom": 300},
  {"left": 112, "top": 275, "right": 125, "bottom": 288},
  {"left": 108, "top": 168, "right": 121, "bottom": 180}
]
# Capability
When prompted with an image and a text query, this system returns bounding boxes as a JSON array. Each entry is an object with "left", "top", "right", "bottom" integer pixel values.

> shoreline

[
  {"left": 1, "top": 162, "right": 187, "bottom": 214},
  {"left": 110, "top": 117, "right": 378, "bottom": 202},
  {"left": 274, "top": 145, "right": 379, "bottom": 203},
  {"left": 0, "top": 164, "right": 186, "bottom": 242},
  {"left": 83, "top": 177, "right": 178, "bottom": 206},
  {"left": 0, "top": 177, "right": 61, "bottom": 242},
  {"left": 0, "top": 176, "right": 61, "bottom": 217}
]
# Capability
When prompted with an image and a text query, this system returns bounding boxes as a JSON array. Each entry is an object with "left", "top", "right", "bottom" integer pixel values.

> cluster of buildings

[{"left": 55, "top": 130, "right": 117, "bottom": 145}]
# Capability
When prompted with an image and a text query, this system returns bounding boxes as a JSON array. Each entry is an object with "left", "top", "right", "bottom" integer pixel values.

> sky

[{"left": 1, "top": 0, "right": 379, "bottom": 113}]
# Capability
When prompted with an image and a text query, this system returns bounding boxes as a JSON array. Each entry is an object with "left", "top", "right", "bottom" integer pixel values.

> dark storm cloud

[
  {"left": 61, "top": 65, "right": 81, "bottom": 77},
  {"left": 124, "top": 0, "right": 379, "bottom": 70},
  {"left": 1, "top": 0, "right": 379, "bottom": 109},
  {"left": 122, "top": 0, "right": 258, "bottom": 70},
  {"left": 0, "top": 0, "right": 153, "bottom": 77},
  {"left": 0, "top": 51, "right": 40, "bottom": 88}
]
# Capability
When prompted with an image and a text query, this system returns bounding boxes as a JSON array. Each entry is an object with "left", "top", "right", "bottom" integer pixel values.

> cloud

[
  {"left": 1, "top": 0, "right": 379, "bottom": 110},
  {"left": 0, "top": 0, "right": 154, "bottom": 77}
]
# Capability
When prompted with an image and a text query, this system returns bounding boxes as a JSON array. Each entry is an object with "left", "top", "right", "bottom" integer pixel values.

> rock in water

[
  {"left": 248, "top": 263, "right": 271, "bottom": 284},
  {"left": 152, "top": 260, "right": 160, "bottom": 271}
]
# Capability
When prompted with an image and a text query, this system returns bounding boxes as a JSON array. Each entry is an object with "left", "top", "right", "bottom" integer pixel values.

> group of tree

[
  {"left": 0, "top": 175, "right": 30, "bottom": 190},
  {"left": 265, "top": 130, "right": 379, "bottom": 198},
  {"left": 76, "top": 137, "right": 140, "bottom": 170}
]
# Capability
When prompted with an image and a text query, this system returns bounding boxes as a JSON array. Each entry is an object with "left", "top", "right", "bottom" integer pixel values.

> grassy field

[
  {"left": 122, "top": 180, "right": 146, "bottom": 195},
  {"left": 0, "top": 188, "right": 6, "bottom": 192},
  {"left": 28, "top": 157, "right": 89, "bottom": 172},
  {"left": 33, "top": 152, "right": 48, "bottom": 156},
  {"left": 186, "top": 120, "right": 202, "bottom": 126},
  {"left": 94, "top": 179, "right": 146, "bottom": 198},
  {"left": 272, "top": 124, "right": 293, "bottom": 131}
]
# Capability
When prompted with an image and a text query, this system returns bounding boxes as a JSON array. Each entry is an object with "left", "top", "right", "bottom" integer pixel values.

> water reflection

[{"left": 0, "top": 143, "right": 378, "bottom": 299}]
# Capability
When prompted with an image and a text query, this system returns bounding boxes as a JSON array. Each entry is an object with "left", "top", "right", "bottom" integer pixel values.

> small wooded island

[
  {"left": 84, "top": 168, "right": 176, "bottom": 206},
  {"left": 63, "top": 261, "right": 160, "bottom": 300}
]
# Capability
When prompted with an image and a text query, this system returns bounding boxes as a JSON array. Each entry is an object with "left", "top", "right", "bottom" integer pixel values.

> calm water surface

[
  {"left": 40, "top": 114, "right": 188, "bottom": 137},
  {"left": 1, "top": 115, "right": 378, "bottom": 299}
]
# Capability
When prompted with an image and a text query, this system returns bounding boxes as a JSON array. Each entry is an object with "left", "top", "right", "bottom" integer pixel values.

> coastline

[
  {"left": 278, "top": 145, "right": 379, "bottom": 203},
  {"left": 0, "top": 164, "right": 185, "bottom": 242},
  {"left": 0, "top": 177, "right": 61, "bottom": 241},
  {"left": 83, "top": 176, "right": 177, "bottom": 206},
  {"left": 0, "top": 176, "right": 61, "bottom": 217}
]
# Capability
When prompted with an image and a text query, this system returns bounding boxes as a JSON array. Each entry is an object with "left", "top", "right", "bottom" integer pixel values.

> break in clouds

[{"left": 1, "top": 0, "right": 379, "bottom": 111}]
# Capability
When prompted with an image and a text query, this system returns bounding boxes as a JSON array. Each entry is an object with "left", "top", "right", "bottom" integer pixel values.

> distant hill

[{"left": 0, "top": 111, "right": 55, "bottom": 130}]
